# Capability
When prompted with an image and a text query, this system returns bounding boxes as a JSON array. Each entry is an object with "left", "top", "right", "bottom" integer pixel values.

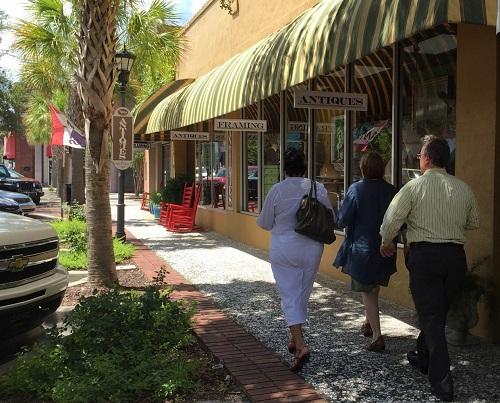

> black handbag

[{"left": 295, "top": 180, "right": 336, "bottom": 244}]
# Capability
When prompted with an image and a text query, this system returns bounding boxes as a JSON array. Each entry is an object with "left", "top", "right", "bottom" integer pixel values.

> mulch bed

[{"left": 59, "top": 268, "right": 248, "bottom": 403}]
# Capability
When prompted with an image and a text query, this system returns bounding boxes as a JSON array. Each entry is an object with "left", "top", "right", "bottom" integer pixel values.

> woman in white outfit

[{"left": 257, "top": 149, "right": 333, "bottom": 372}]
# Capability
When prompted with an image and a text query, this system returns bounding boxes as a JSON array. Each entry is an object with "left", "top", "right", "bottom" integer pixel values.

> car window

[
  {"left": 0, "top": 166, "right": 8, "bottom": 178},
  {"left": 7, "top": 168, "right": 23, "bottom": 178},
  {"left": 216, "top": 168, "right": 225, "bottom": 177}
]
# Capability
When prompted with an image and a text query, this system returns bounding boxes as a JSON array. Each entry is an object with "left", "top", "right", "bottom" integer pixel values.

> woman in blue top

[{"left": 334, "top": 151, "right": 397, "bottom": 352}]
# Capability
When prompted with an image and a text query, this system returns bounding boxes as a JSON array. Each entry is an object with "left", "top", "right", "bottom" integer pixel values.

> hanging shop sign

[
  {"left": 294, "top": 90, "right": 368, "bottom": 111},
  {"left": 171, "top": 131, "right": 210, "bottom": 140},
  {"left": 288, "top": 121, "right": 308, "bottom": 133},
  {"left": 112, "top": 107, "right": 133, "bottom": 170},
  {"left": 214, "top": 119, "right": 267, "bottom": 132},
  {"left": 213, "top": 133, "right": 227, "bottom": 141},
  {"left": 134, "top": 142, "right": 152, "bottom": 149}
]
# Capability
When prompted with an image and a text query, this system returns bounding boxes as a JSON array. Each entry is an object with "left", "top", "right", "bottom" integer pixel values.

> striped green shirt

[{"left": 380, "top": 168, "right": 480, "bottom": 245}]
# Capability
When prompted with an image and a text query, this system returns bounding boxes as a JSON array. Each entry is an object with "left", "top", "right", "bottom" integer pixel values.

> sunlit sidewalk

[{"left": 116, "top": 194, "right": 500, "bottom": 402}]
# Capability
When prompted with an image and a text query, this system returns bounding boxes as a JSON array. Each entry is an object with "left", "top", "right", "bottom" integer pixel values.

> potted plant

[
  {"left": 446, "top": 256, "right": 496, "bottom": 346},
  {"left": 149, "top": 192, "right": 162, "bottom": 219},
  {"left": 161, "top": 176, "right": 186, "bottom": 205}
]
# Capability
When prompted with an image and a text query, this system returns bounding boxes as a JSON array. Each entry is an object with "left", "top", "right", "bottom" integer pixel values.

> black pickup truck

[{"left": 0, "top": 164, "right": 44, "bottom": 205}]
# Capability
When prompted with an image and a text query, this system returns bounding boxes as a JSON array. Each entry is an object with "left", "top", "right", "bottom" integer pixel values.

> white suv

[{"left": 0, "top": 212, "right": 68, "bottom": 339}]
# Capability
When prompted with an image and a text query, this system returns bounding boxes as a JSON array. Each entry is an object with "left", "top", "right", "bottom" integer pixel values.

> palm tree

[
  {"left": 76, "top": 0, "right": 119, "bottom": 286},
  {"left": 15, "top": 0, "right": 183, "bottom": 286}
]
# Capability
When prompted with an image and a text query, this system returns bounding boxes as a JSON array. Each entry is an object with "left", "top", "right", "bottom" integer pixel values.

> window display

[
  {"left": 314, "top": 68, "right": 345, "bottom": 217},
  {"left": 286, "top": 84, "right": 309, "bottom": 170},
  {"left": 352, "top": 46, "right": 393, "bottom": 183},
  {"left": 401, "top": 26, "right": 457, "bottom": 183},
  {"left": 262, "top": 94, "right": 281, "bottom": 198}
]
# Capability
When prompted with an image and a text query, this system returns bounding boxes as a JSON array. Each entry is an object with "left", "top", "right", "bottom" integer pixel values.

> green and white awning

[
  {"left": 133, "top": 78, "right": 194, "bottom": 137},
  {"left": 147, "top": 0, "right": 496, "bottom": 134}
]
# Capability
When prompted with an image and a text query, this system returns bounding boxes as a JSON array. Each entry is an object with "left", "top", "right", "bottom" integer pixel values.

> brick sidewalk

[
  {"left": 126, "top": 230, "right": 326, "bottom": 403},
  {"left": 34, "top": 201, "right": 326, "bottom": 401}
]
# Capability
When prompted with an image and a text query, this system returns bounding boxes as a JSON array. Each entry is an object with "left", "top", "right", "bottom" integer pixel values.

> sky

[{"left": 0, "top": 0, "right": 206, "bottom": 80}]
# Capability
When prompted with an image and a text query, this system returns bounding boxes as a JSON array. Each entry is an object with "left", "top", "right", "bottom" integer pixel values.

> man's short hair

[
  {"left": 360, "top": 151, "right": 385, "bottom": 179},
  {"left": 284, "top": 148, "right": 306, "bottom": 177},
  {"left": 422, "top": 135, "right": 450, "bottom": 168}
]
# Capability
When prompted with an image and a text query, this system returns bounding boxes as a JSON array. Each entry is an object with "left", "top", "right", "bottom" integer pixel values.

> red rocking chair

[
  {"left": 159, "top": 183, "right": 194, "bottom": 226},
  {"left": 140, "top": 192, "right": 150, "bottom": 211},
  {"left": 166, "top": 183, "right": 202, "bottom": 233}
]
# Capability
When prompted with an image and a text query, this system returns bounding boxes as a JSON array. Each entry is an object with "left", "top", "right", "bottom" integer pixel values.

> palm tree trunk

[{"left": 76, "top": 0, "right": 118, "bottom": 287}]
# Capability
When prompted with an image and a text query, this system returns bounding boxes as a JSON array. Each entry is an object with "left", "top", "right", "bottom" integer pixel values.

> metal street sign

[
  {"left": 112, "top": 107, "right": 133, "bottom": 170},
  {"left": 171, "top": 131, "right": 210, "bottom": 140},
  {"left": 294, "top": 89, "right": 368, "bottom": 111},
  {"left": 214, "top": 119, "right": 267, "bottom": 132},
  {"left": 134, "top": 142, "right": 152, "bottom": 149}
]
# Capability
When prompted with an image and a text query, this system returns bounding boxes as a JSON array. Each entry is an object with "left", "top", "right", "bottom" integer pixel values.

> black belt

[{"left": 410, "top": 241, "right": 463, "bottom": 248}]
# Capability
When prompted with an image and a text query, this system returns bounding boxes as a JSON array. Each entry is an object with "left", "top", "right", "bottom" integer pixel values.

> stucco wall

[
  {"left": 456, "top": 24, "right": 499, "bottom": 340},
  {"left": 178, "top": 0, "right": 320, "bottom": 79}
]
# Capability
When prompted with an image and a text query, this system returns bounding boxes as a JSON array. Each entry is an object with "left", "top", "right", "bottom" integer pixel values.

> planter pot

[
  {"left": 446, "top": 289, "right": 482, "bottom": 346},
  {"left": 152, "top": 205, "right": 161, "bottom": 219}
]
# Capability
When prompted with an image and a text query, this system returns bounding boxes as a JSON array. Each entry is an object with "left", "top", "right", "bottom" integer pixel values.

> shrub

[
  {"left": 50, "top": 220, "right": 87, "bottom": 252},
  {"left": 58, "top": 250, "right": 87, "bottom": 270},
  {"left": 0, "top": 285, "right": 199, "bottom": 402},
  {"left": 64, "top": 201, "right": 86, "bottom": 222},
  {"left": 161, "top": 176, "right": 187, "bottom": 204},
  {"left": 51, "top": 220, "right": 135, "bottom": 270},
  {"left": 113, "top": 238, "right": 136, "bottom": 262}
]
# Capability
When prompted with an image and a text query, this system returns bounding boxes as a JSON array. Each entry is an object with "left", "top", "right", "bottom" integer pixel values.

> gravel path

[{"left": 121, "top": 199, "right": 500, "bottom": 403}]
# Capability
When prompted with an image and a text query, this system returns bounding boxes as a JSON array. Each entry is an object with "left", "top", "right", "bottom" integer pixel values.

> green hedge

[
  {"left": 0, "top": 284, "right": 201, "bottom": 402},
  {"left": 51, "top": 220, "right": 135, "bottom": 270}
]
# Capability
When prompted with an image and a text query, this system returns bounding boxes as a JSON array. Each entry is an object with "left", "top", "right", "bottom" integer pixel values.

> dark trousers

[{"left": 407, "top": 243, "right": 467, "bottom": 385}]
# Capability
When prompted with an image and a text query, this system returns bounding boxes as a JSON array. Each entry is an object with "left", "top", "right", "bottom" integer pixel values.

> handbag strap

[{"left": 309, "top": 179, "right": 317, "bottom": 198}]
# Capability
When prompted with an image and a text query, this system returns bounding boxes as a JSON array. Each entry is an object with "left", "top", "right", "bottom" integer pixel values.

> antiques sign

[
  {"left": 294, "top": 90, "right": 368, "bottom": 111},
  {"left": 112, "top": 107, "right": 133, "bottom": 170},
  {"left": 214, "top": 119, "right": 267, "bottom": 132},
  {"left": 171, "top": 131, "right": 210, "bottom": 140},
  {"left": 134, "top": 142, "right": 152, "bottom": 149}
]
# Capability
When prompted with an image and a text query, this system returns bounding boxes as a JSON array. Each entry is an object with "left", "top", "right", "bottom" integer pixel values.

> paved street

[{"left": 114, "top": 195, "right": 500, "bottom": 403}]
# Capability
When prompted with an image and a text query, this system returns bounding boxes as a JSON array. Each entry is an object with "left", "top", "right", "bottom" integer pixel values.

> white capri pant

[{"left": 270, "top": 234, "right": 323, "bottom": 326}]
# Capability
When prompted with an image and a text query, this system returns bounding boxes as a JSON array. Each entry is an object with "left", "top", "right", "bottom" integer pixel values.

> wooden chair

[
  {"left": 159, "top": 183, "right": 194, "bottom": 226},
  {"left": 140, "top": 192, "right": 150, "bottom": 211},
  {"left": 166, "top": 183, "right": 202, "bottom": 233}
]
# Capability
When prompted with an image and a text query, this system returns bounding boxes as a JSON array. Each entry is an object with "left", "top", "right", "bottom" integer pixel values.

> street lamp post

[{"left": 115, "top": 47, "right": 136, "bottom": 241}]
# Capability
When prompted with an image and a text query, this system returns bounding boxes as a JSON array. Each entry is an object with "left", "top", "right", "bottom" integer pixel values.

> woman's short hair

[
  {"left": 360, "top": 151, "right": 385, "bottom": 179},
  {"left": 284, "top": 148, "right": 306, "bottom": 177},
  {"left": 422, "top": 135, "right": 450, "bottom": 168}
]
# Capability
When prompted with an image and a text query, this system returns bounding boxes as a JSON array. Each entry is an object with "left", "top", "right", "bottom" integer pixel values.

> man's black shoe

[
  {"left": 430, "top": 373, "right": 454, "bottom": 402},
  {"left": 407, "top": 351, "right": 428, "bottom": 375}
]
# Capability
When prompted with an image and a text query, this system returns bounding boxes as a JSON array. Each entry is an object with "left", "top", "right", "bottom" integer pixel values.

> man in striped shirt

[{"left": 379, "top": 135, "right": 480, "bottom": 402}]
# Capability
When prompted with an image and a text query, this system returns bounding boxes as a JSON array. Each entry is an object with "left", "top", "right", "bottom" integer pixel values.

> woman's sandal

[
  {"left": 287, "top": 340, "right": 296, "bottom": 354},
  {"left": 290, "top": 346, "right": 310, "bottom": 372}
]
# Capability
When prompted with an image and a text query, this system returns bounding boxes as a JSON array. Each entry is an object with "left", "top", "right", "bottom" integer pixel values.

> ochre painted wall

[
  {"left": 456, "top": 24, "right": 498, "bottom": 341},
  {"left": 178, "top": 0, "right": 321, "bottom": 79}
]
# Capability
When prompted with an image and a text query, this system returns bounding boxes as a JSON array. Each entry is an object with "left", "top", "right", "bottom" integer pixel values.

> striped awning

[
  {"left": 133, "top": 78, "right": 194, "bottom": 136},
  {"left": 147, "top": 0, "right": 496, "bottom": 133}
]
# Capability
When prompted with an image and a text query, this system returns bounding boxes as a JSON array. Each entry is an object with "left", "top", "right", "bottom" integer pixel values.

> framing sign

[
  {"left": 294, "top": 90, "right": 368, "bottom": 111},
  {"left": 214, "top": 119, "right": 267, "bottom": 132},
  {"left": 112, "top": 107, "right": 133, "bottom": 170},
  {"left": 171, "top": 131, "right": 210, "bottom": 140}
]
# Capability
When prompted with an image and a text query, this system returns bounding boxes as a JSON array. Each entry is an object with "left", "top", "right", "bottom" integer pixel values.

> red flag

[{"left": 49, "top": 104, "right": 85, "bottom": 149}]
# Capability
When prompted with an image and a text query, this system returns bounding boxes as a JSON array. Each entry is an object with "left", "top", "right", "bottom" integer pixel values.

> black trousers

[{"left": 406, "top": 242, "right": 467, "bottom": 385}]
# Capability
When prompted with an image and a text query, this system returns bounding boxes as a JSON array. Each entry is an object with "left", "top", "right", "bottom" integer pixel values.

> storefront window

[
  {"left": 262, "top": 94, "right": 280, "bottom": 199},
  {"left": 242, "top": 104, "right": 260, "bottom": 213},
  {"left": 314, "top": 68, "right": 345, "bottom": 217},
  {"left": 352, "top": 46, "right": 393, "bottom": 183},
  {"left": 195, "top": 123, "right": 228, "bottom": 209},
  {"left": 401, "top": 26, "right": 457, "bottom": 184},
  {"left": 286, "top": 84, "right": 309, "bottom": 171}
]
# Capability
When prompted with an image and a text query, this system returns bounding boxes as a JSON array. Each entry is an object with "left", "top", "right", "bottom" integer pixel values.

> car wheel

[{"left": 33, "top": 197, "right": 40, "bottom": 205}]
